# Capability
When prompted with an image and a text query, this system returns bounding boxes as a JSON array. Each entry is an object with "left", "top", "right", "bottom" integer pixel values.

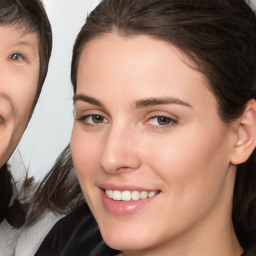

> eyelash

[
  {"left": 145, "top": 115, "right": 178, "bottom": 128},
  {"left": 8, "top": 52, "right": 25, "bottom": 62},
  {"left": 77, "top": 114, "right": 178, "bottom": 129},
  {"left": 77, "top": 114, "right": 108, "bottom": 126}
]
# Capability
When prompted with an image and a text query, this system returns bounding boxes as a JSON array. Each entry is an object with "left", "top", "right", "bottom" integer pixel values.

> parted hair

[{"left": 71, "top": 0, "right": 256, "bottom": 250}]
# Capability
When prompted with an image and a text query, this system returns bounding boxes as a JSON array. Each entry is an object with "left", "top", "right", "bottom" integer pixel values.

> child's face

[
  {"left": 71, "top": 33, "right": 237, "bottom": 254},
  {"left": 0, "top": 25, "right": 39, "bottom": 167}
]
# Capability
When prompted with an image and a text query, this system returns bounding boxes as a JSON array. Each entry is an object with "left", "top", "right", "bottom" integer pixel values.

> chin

[
  {"left": 100, "top": 225, "right": 155, "bottom": 252},
  {"left": 104, "top": 238, "right": 148, "bottom": 252}
]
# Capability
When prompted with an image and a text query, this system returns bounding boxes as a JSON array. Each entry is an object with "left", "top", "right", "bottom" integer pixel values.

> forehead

[
  {"left": 79, "top": 33, "right": 203, "bottom": 77},
  {"left": 77, "top": 34, "right": 217, "bottom": 110},
  {"left": 0, "top": 24, "right": 39, "bottom": 50},
  {"left": 78, "top": 33, "right": 207, "bottom": 87}
]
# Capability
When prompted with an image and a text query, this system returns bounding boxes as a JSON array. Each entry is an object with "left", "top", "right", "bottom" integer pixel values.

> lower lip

[{"left": 101, "top": 189, "right": 159, "bottom": 216}]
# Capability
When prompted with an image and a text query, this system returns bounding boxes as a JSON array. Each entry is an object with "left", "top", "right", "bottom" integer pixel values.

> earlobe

[{"left": 230, "top": 99, "right": 256, "bottom": 165}]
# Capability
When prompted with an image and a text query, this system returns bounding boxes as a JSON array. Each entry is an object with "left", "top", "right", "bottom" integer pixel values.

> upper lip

[{"left": 99, "top": 183, "right": 160, "bottom": 192}]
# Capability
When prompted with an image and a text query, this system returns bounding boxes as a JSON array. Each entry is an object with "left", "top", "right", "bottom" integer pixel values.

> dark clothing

[
  {"left": 35, "top": 202, "right": 255, "bottom": 256},
  {"left": 0, "top": 164, "right": 13, "bottom": 224},
  {"left": 0, "top": 164, "right": 27, "bottom": 228},
  {"left": 34, "top": 202, "right": 117, "bottom": 256},
  {"left": 60, "top": 213, "right": 118, "bottom": 256},
  {"left": 35, "top": 203, "right": 117, "bottom": 256},
  {"left": 242, "top": 245, "right": 256, "bottom": 256},
  {"left": 34, "top": 204, "right": 102, "bottom": 256}
]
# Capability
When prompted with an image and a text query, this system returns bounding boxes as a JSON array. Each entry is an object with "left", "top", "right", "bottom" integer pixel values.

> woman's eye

[
  {"left": 78, "top": 114, "right": 108, "bottom": 125},
  {"left": 146, "top": 116, "right": 177, "bottom": 126},
  {"left": 8, "top": 53, "right": 25, "bottom": 61}
]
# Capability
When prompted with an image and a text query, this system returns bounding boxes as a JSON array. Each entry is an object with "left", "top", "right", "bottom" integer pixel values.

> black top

[
  {"left": 241, "top": 245, "right": 256, "bottom": 256},
  {"left": 35, "top": 203, "right": 255, "bottom": 256},
  {"left": 34, "top": 203, "right": 118, "bottom": 256}
]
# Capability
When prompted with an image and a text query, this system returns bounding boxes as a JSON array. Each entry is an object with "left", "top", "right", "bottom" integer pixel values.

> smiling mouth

[{"left": 105, "top": 189, "right": 160, "bottom": 202}]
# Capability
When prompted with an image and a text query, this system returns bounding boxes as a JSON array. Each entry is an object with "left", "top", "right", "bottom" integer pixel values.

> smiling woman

[
  {"left": 71, "top": 33, "right": 247, "bottom": 255},
  {"left": 45, "top": 0, "right": 256, "bottom": 255}
]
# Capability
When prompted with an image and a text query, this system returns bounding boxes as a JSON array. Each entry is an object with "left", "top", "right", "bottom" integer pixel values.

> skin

[
  {"left": 71, "top": 33, "right": 243, "bottom": 256},
  {"left": 0, "top": 25, "right": 39, "bottom": 167}
]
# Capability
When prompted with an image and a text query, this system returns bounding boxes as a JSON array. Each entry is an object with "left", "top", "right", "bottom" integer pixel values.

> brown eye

[
  {"left": 78, "top": 114, "right": 108, "bottom": 125},
  {"left": 91, "top": 115, "right": 105, "bottom": 123},
  {"left": 147, "top": 116, "right": 176, "bottom": 126}
]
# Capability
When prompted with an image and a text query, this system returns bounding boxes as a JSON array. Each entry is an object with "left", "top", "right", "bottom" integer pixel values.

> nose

[{"left": 99, "top": 125, "right": 141, "bottom": 174}]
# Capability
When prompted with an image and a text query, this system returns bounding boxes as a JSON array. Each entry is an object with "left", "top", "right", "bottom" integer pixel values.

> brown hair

[
  {"left": 71, "top": 0, "right": 256, "bottom": 249},
  {"left": 25, "top": 145, "right": 84, "bottom": 226},
  {"left": 0, "top": 0, "right": 52, "bottom": 110}
]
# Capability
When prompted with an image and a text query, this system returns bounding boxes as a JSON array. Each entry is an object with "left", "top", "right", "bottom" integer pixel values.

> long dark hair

[
  {"left": 25, "top": 145, "right": 84, "bottom": 227},
  {"left": 71, "top": 0, "right": 256, "bottom": 250}
]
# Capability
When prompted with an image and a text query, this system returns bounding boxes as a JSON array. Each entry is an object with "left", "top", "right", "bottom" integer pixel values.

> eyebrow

[
  {"left": 134, "top": 97, "right": 192, "bottom": 109},
  {"left": 12, "top": 30, "right": 39, "bottom": 50},
  {"left": 73, "top": 94, "right": 192, "bottom": 109},
  {"left": 73, "top": 94, "right": 104, "bottom": 107},
  {"left": 14, "top": 39, "right": 38, "bottom": 49},
  {"left": 12, "top": 41, "right": 32, "bottom": 47}
]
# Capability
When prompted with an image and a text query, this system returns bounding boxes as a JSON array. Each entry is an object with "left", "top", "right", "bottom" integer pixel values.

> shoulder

[
  {"left": 15, "top": 211, "right": 63, "bottom": 256},
  {"left": 62, "top": 210, "right": 119, "bottom": 256},
  {"left": 34, "top": 203, "right": 90, "bottom": 256}
]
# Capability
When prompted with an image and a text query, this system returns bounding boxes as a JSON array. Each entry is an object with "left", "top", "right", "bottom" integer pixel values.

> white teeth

[
  {"left": 106, "top": 189, "right": 113, "bottom": 199},
  {"left": 131, "top": 191, "right": 140, "bottom": 201},
  {"left": 105, "top": 189, "right": 159, "bottom": 201},
  {"left": 112, "top": 190, "right": 122, "bottom": 200},
  {"left": 140, "top": 191, "right": 148, "bottom": 199},
  {"left": 122, "top": 191, "right": 132, "bottom": 201},
  {"left": 148, "top": 191, "right": 157, "bottom": 198}
]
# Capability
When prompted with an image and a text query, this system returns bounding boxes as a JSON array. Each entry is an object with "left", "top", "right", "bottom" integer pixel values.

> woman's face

[
  {"left": 71, "top": 34, "right": 237, "bottom": 254},
  {"left": 0, "top": 25, "right": 39, "bottom": 167}
]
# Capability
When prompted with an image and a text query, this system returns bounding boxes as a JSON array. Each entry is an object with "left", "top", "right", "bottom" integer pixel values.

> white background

[{"left": 9, "top": 0, "right": 256, "bottom": 180}]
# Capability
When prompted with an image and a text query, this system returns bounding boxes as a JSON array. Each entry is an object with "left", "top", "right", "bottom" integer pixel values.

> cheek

[
  {"left": 70, "top": 128, "right": 99, "bottom": 184},
  {"left": 146, "top": 124, "right": 230, "bottom": 198},
  {"left": 18, "top": 73, "right": 38, "bottom": 109},
  {"left": 11, "top": 65, "right": 39, "bottom": 126},
  {"left": 70, "top": 129, "right": 102, "bottom": 213}
]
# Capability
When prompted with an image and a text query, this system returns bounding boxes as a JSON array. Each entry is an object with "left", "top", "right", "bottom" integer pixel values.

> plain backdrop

[{"left": 9, "top": 0, "right": 256, "bottom": 181}]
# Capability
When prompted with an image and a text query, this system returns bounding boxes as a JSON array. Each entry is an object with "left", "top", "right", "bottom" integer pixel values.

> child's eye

[
  {"left": 8, "top": 53, "right": 25, "bottom": 61},
  {"left": 146, "top": 116, "right": 177, "bottom": 127},
  {"left": 77, "top": 114, "right": 108, "bottom": 125}
]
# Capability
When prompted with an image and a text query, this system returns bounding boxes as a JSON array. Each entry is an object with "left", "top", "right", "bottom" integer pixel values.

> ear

[{"left": 230, "top": 99, "right": 256, "bottom": 165}]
